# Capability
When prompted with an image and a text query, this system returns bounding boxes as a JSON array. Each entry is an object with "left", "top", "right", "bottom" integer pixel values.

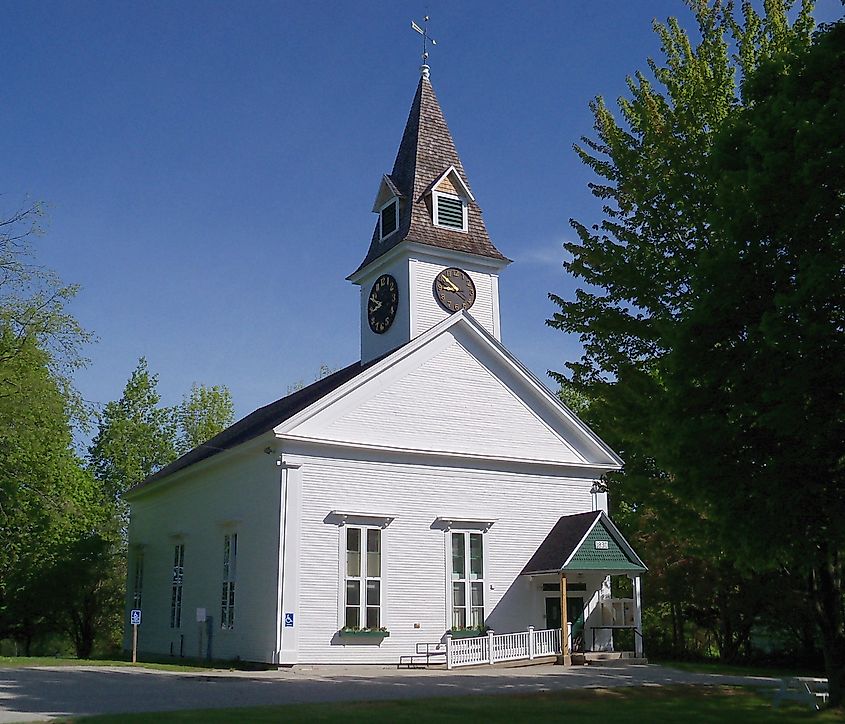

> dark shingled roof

[
  {"left": 127, "top": 361, "right": 369, "bottom": 496},
  {"left": 521, "top": 512, "right": 602, "bottom": 575},
  {"left": 352, "top": 73, "right": 508, "bottom": 275}
]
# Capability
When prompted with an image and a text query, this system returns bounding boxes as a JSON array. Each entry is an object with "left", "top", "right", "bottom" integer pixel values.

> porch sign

[{"left": 130, "top": 609, "right": 142, "bottom": 663}]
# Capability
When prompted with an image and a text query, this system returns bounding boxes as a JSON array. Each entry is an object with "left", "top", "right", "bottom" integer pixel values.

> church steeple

[
  {"left": 352, "top": 71, "right": 508, "bottom": 275},
  {"left": 350, "top": 69, "right": 510, "bottom": 365}
]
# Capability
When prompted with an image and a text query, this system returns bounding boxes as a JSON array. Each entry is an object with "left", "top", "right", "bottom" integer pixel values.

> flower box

[
  {"left": 339, "top": 629, "right": 390, "bottom": 639},
  {"left": 449, "top": 629, "right": 486, "bottom": 639}
]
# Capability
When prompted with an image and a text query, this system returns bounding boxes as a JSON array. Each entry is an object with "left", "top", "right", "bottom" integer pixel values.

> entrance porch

[{"left": 520, "top": 510, "right": 647, "bottom": 662}]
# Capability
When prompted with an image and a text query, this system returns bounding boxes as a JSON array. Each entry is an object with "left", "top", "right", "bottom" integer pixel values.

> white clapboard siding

[
  {"left": 359, "top": 255, "right": 412, "bottom": 365},
  {"left": 289, "top": 448, "right": 595, "bottom": 663},
  {"left": 125, "top": 451, "right": 282, "bottom": 664},
  {"left": 410, "top": 257, "right": 498, "bottom": 339},
  {"left": 289, "top": 334, "right": 586, "bottom": 465}
]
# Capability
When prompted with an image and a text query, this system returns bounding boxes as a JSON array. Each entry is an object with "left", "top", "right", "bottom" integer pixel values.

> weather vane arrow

[{"left": 411, "top": 16, "right": 437, "bottom": 73}]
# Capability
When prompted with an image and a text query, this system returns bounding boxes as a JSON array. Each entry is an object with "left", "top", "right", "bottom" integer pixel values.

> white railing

[
  {"left": 449, "top": 634, "right": 489, "bottom": 667},
  {"left": 533, "top": 627, "right": 561, "bottom": 657},
  {"left": 446, "top": 626, "right": 564, "bottom": 669},
  {"left": 493, "top": 631, "right": 530, "bottom": 662}
]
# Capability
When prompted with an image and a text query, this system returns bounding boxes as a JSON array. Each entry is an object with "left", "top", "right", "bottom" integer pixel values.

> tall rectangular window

[
  {"left": 221, "top": 533, "right": 237, "bottom": 630},
  {"left": 345, "top": 527, "right": 381, "bottom": 629},
  {"left": 170, "top": 543, "right": 184, "bottom": 629},
  {"left": 451, "top": 532, "right": 484, "bottom": 629},
  {"left": 132, "top": 550, "right": 144, "bottom": 609}
]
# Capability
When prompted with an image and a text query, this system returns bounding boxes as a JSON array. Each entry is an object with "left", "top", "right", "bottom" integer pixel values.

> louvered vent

[
  {"left": 380, "top": 201, "right": 397, "bottom": 238},
  {"left": 436, "top": 195, "right": 465, "bottom": 229}
]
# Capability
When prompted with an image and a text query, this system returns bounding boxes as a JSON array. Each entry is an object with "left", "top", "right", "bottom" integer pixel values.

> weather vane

[{"left": 411, "top": 16, "right": 437, "bottom": 71}]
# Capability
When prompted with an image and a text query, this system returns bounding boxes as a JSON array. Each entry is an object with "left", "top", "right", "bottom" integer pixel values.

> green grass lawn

[
  {"left": 654, "top": 659, "right": 825, "bottom": 679},
  {"left": 0, "top": 654, "right": 255, "bottom": 673},
  {"left": 60, "top": 686, "right": 840, "bottom": 723}
]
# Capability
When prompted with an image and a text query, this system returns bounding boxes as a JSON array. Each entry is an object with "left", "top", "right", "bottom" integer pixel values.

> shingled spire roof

[{"left": 352, "top": 71, "right": 508, "bottom": 275}]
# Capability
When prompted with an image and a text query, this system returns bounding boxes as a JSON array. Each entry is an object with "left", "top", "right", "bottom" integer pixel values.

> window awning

[{"left": 521, "top": 510, "right": 646, "bottom": 575}]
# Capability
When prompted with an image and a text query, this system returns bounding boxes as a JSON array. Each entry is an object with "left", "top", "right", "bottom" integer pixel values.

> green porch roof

[
  {"left": 521, "top": 511, "right": 646, "bottom": 575},
  {"left": 565, "top": 518, "right": 643, "bottom": 571}
]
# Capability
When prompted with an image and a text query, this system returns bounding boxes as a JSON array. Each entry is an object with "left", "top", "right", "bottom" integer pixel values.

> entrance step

[{"left": 574, "top": 651, "right": 648, "bottom": 665}]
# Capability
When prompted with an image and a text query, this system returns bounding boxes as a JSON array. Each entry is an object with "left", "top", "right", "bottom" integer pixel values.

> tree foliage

[
  {"left": 0, "top": 329, "right": 106, "bottom": 654},
  {"left": 661, "top": 20, "right": 845, "bottom": 701},
  {"left": 547, "top": 0, "right": 833, "bottom": 679},
  {"left": 88, "top": 357, "right": 178, "bottom": 511},
  {"left": 176, "top": 383, "right": 234, "bottom": 454},
  {"left": 0, "top": 200, "right": 91, "bottom": 392}
]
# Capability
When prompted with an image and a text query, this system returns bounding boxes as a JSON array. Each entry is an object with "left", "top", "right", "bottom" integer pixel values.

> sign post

[
  {"left": 130, "top": 609, "right": 142, "bottom": 663},
  {"left": 196, "top": 608, "right": 207, "bottom": 660}
]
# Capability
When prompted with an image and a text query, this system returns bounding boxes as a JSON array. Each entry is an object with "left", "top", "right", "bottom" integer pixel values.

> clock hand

[
  {"left": 441, "top": 277, "right": 460, "bottom": 292},
  {"left": 369, "top": 295, "right": 383, "bottom": 310}
]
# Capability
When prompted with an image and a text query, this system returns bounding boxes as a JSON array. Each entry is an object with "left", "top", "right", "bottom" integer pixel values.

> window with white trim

[
  {"left": 450, "top": 531, "right": 484, "bottom": 629},
  {"left": 344, "top": 526, "right": 381, "bottom": 629},
  {"left": 132, "top": 549, "right": 144, "bottom": 609},
  {"left": 170, "top": 543, "right": 184, "bottom": 629},
  {"left": 220, "top": 533, "right": 237, "bottom": 630},
  {"left": 433, "top": 192, "right": 467, "bottom": 231},
  {"left": 378, "top": 199, "right": 398, "bottom": 240}
]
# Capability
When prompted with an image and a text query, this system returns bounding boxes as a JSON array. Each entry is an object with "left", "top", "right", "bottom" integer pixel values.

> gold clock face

[
  {"left": 434, "top": 267, "right": 476, "bottom": 312},
  {"left": 368, "top": 274, "right": 399, "bottom": 334}
]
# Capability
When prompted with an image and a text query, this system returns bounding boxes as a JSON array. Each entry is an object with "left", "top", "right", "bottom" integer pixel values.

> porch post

[
  {"left": 559, "top": 571, "right": 570, "bottom": 664},
  {"left": 632, "top": 574, "right": 643, "bottom": 657}
]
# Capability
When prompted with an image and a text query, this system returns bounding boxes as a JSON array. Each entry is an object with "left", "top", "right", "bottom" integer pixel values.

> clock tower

[{"left": 348, "top": 65, "right": 510, "bottom": 364}]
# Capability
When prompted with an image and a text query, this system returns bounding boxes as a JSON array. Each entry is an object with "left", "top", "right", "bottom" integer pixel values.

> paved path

[{"left": 0, "top": 663, "right": 781, "bottom": 722}]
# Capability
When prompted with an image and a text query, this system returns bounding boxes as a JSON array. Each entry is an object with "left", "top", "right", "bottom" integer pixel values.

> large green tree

[
  {"left": 661, "top": 21, "right": 845, "bottom": 703},
  {"left": 0, "top": 332, "right": 104, "bottom": 654},
  {"left": 0, "top": 201, "right": 100, "bottom": 655},
  {"left": 548, "top": 0, "right": 819, "bottom": 664}
]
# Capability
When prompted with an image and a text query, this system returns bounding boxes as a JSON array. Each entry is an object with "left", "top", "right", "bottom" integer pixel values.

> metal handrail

[{"left": 416, "top": 641, "right": 446, "bottom": 656}]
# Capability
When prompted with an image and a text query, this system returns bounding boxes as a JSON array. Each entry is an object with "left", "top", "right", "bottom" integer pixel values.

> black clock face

[
  {"left": 434, "top": 267, "right": 476, "bottom": 312},
  {"left": 368, "top": 274, "right": 399, "bottom": 334}
]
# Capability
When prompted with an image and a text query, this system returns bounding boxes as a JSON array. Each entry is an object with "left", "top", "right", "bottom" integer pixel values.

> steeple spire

[{"left": 351, "top": 73, "right": 508, "bottom": 276}]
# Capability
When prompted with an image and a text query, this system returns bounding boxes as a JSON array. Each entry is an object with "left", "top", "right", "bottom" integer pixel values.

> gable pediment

[
  {"left": 372, "top": 174, "right": 403, "bottom": 212},
  {"left": 425, "top": 166, "right": 474, "bottom": 202},
  {"left": 276, "top": 315, "right": 621, "bottom": 470}
]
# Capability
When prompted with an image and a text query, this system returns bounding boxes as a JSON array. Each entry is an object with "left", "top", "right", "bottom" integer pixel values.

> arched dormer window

[
  {"left": 372, "top": 175, "right": 402, "bottom": 242},
  {"left": 429, "top": 166, "right": 472, "bottom": 233}
]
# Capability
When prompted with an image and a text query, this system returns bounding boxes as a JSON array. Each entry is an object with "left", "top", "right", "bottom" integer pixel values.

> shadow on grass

[{"left": 63, "top": 686, "right": 840, "bottom": 724}]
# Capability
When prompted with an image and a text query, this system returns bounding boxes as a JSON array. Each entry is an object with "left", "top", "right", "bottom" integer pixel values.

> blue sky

[{"left": 4, "top": 0, "right": 842, "bottom": 425}]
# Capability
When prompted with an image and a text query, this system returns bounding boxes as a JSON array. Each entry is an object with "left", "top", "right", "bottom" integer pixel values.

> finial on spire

[{"left": 411, "top": 16, "right": 436, "bottom": 76}]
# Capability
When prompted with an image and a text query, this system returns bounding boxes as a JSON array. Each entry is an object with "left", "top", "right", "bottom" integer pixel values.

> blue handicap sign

[
  {"left": 284, "top": 612, "right": 294, "bottom": 628},
  {"left": 130, "top": 609, "right": 142, "bottom": 625}
]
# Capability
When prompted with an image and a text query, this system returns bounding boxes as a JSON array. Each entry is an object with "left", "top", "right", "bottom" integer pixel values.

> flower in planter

[{"left": 339, "top": 626, "right": 390, "bottom": 635}]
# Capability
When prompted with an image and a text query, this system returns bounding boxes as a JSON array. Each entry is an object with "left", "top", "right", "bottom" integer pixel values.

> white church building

[{"left": 124, "top": 65, "right": 646, "bottom": 667}]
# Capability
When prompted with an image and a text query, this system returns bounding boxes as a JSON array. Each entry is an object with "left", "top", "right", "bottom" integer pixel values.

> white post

[
  {"left": 633, "top": 574, "right": 643, "bottom": 657},
  {"left": 446, "top": 632, "right": 453, "bottom": 670},
  {"left": 528, "top": 625, "right": 534, "bottom": 660},
  {"left": 487, "top": 630, "right": 495, "bottom": 665}
]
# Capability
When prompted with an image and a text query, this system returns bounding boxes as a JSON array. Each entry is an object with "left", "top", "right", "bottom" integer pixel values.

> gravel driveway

[{"left": 0, "top": 663, "right": 782, "bottom": 722}]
